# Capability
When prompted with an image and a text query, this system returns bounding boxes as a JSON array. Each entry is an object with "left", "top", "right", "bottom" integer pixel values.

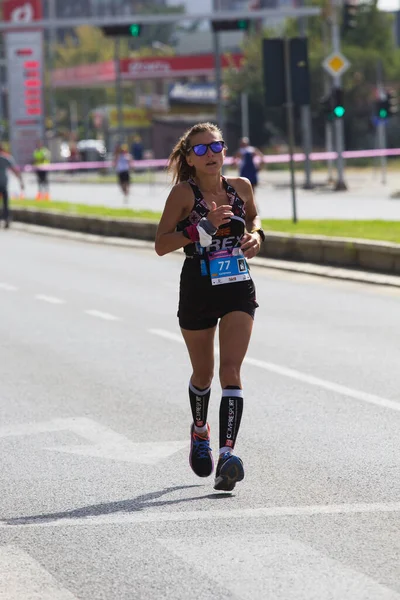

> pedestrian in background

[
  {"left": 131, "top": 135, "right": 143, "bottom": 161},
  {"left": 32, "top": 141, "right": 51, "bottom": 201},
  {"left": 234, "top": 137, "right": 264, "bottom": 192},
  {"left": 155, "top": 122, "right": 265, "bottom": 492},
  {"left": 0, "top": 144, "right": 24, "bottom": 229},
  {"left": 113, "top": 143, "right": 132, "bottom": 203}
]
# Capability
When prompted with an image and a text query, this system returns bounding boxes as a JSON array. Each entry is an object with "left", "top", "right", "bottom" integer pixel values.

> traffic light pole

[
  {"left": 283, "top": 37, "right": 298, "bottom": 224},
  {"left": 48, "top": 0, "right": 57, "bottom": 135},
  {"left": 213, "top": 0, "right": 224, "bottom": 134},
  {"left": 331, "top": 4, "right": 347, "bottom": 191},
  {"left": 298, "top": 0, "right": 313, "bottom": 189},
  {"left": 114, "top": 37, "right": 124, "bottom": 143},
  {"left": 376, "top": 59, "right": 387, "bottom": 184},
  {"left": 322, "top": 19, "right": 335, "bottom": 183}
]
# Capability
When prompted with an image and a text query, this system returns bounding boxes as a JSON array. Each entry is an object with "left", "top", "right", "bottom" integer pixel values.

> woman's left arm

[{"left": 235, "top": 178, "right": 263, "bottom": 259}]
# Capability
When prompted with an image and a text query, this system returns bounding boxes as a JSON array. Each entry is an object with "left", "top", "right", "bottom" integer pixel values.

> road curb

[{"left": 10, "top": 209, "right": 400, "bottom": 288}]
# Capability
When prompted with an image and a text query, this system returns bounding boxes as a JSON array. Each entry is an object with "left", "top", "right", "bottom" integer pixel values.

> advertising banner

[{"left": 4, "top": 0, "right": 44, "bottom": 165}]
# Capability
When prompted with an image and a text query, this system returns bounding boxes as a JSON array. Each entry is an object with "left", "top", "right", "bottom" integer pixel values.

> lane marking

[
  {"left": 159, "top": 534, "right": 400, "bottom": 600},
  {"left": 0, "top": 417, "right": 188, "bottom": 465},
  {"left": 149, "top": 328, "right": 400, "bottom": 414},
  {"left": 2, "top": 502, "right": 400, "bottom": 529},
  {"left": 35, "top": 294, "right": 65, "bottom": 304},
  {"left": 0, "top": 282, "right": 17, "bottom": 291},
  {"left": 0, "top": 546, "right": 78, "bottom": 598},
  {"left": 85, "top": 309, "right": 121, "bottom": 321}
]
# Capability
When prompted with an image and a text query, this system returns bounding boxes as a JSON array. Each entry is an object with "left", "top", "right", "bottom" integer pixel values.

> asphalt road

[
  {"left": 1, "top": 228, "right": 400, "bottom": 599},
  {"left": 13, "top": 170, "right": 400, "bottom": 220}
]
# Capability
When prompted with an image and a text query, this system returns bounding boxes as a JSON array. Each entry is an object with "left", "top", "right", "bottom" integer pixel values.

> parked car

[{"left": 77, "top": 139, "right": 107, "bottom": 162}]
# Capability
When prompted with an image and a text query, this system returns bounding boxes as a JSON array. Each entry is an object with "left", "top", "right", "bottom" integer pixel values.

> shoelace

[{"left": 193, "top": 437, "right": 212, "bottom": 459}]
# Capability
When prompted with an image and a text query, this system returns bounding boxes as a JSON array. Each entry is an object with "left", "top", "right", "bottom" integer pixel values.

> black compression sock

[
  {"left": 189, "top": 381, "right": 211, "bottom": 428},
  {"left": 219, "top": 386, "right": 243, "bottom": 451}
]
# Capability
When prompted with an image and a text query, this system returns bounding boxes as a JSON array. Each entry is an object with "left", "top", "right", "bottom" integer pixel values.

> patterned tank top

[{"left": 177, "top": 177, "right": 247, "bottom": 257}]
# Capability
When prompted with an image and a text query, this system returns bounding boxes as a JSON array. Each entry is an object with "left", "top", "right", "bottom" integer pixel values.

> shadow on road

[{"left": 4, "top": 485, "right": 233, "bottom": 526}]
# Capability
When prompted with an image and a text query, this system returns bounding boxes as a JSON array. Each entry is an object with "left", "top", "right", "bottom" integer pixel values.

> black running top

[{"left": 177, "top": 177, "right": 247, "bottom": 257}]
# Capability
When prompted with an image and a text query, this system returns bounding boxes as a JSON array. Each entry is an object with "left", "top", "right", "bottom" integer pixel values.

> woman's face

[{"left": 185, "top": 130, "right": 225, "bottom": 177}]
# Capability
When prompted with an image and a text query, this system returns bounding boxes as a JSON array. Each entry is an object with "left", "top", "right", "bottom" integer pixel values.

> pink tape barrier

[{"left": 22, "top": 148, "right": 400, "bottom": 172}]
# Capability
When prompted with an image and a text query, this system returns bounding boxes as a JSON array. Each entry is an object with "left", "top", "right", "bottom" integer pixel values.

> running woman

[
  {"left": 155, "top": 122, "right": 265, "bottom": 492},
  {"left": 113, "top": 144, "right": 132, "bottom": 202}
]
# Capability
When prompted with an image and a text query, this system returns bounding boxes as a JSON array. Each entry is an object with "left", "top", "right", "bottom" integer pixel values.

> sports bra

[{"left": 177, "top": 177, "right": 247, "bottom": 257}]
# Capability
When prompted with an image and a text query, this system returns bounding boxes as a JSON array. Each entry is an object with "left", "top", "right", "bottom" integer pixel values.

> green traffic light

[
  {"left": 333, "top": 106, "right": 345, "bottom": 118},
  {"left": 237, "top": 19, "right": 248, "bottom": 30},
  {"left": 379, "top": 108, "right": 388, "bottom": 118},
  {"left": 129, "top": 23, "right": 141, "bottom": 37}
]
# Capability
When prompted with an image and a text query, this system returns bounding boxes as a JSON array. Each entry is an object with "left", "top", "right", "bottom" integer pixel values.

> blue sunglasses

[{"left": 189, "top": 141, "right": 226, "bottom": 156}]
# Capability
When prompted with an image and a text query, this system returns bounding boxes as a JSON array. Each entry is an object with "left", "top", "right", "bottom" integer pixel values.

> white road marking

[
  {"left": 2, "top": 502, "right": 400, "bottom": 529},
  {"left": 149, "top": 328, "right": 400, "bottom": 414},
  {"left": 35, "top": 294, "right": 65, "bottom": 304},
  {"left": 0, "top": 417, "right": 187, "bottom": 465},
  {"left": 0, "top": 282, "right": 17, "bottom": 291},
  {"left": 0, "top": 546, "right": 78, "bottom": 599},
  {"left": 159, "top": 534, "right": 400, "bottom": 600},
  {"left": 84, "top": 309, "right": 121, "bottom": 321}
]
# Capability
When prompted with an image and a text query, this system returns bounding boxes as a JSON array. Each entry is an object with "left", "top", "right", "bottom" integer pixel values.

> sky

[
  {"left": 378, "top": 0, "right": 399, "bottom": 11},
  {"left": 167, "top": 0, "right": 398, "bottom": 14}
]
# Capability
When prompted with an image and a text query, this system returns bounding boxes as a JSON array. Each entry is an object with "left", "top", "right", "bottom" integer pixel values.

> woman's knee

[
  {"left": 191, "top": 367, "right": 214, "bottom": 389},
  {"left": 219, "top": 363, "right": 241, "bottom": 387}
]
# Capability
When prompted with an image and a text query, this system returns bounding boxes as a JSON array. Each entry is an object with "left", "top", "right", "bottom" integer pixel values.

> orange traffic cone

[{"left": 35, "top": 192, "right": 42, "bottom": 201}]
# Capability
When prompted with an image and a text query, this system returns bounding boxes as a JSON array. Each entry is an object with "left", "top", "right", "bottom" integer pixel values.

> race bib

[{"left": 208, "top": 249, "right": 250, "bottom": 286}]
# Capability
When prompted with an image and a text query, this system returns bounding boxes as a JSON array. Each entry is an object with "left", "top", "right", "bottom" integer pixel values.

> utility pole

[
  {"left": 322, "top": 18, "right": 335, "bottom": 183},
  {"left": 331, "top": 0, "right": 347, "bottom": 190},
  {"left": 283, "top": 37, "right": 298, "bottom": 224},
  {"left": 241, "top": 92, "right": 249, "bottom": 138},
  {"left": 212, "top": 0, "right": 224, "bottom": 132},
  {"left": 376, "top": 60, "right": 387, "bottom": 184},
  {"left": 114, "top": 37, "right": 124, "bottom": 143},
  {"left": 48, "top": 0, "right": 57, "bottom": 135},
  {"left": 298, "top": 0, "right": 313, "bottom": 189}
]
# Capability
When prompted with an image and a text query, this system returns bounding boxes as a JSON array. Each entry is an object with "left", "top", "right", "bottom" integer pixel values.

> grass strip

[
  {"left": 11, "top": 199, "right": 160, "bottom": 221},
  {"left": 10, "top": 199, "right": 400, "bottom": 244}
]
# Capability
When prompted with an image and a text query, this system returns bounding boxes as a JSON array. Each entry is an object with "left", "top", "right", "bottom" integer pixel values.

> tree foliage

[{"left": 224, "top": 1, "right": 400, "bottom": 149}]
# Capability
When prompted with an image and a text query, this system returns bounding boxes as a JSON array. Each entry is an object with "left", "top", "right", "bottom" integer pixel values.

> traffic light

[
  {"left": 319, "top": 87, "right": 345, "bottom": 120},
  {"left": 101, "top": 24, "right": 142, "bottom": 37},
  {"left": 211, "top": 19, "right": 250, "bottom": 32},
  {"left": 342, "top": 1, "right": 357, "bottom": 32},
  {"left": 387, "top": 90, "right": 398, "bottom": 117},
  {"left": 332, "top": 87, "right": 345, "bottom": 118},
  {"left": 374, "top": 91, "right": 397, "bottom": 120}
]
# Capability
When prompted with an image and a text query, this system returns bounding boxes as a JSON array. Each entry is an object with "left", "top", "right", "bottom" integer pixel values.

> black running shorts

[
  {"left": 118, "top": 171, "right": 130, "bottom": 184},
  {"left": 178, "top": 257, "right": 259, "bottom": 330}
]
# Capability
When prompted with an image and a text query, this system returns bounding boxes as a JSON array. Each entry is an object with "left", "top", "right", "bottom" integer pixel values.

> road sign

[{"left": 322, "top": 52, "right": 350, "bottom": 77}]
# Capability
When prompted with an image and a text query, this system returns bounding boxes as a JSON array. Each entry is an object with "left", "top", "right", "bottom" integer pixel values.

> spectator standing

[
  {"left": 32, "top": 141, "right": 51, "bottom": 200},
  {"left": 131, "top": 135, "right": 143, "bottom": 161},
  {"left": 0, "top": 144, "right": 24, "bottom": 229}
]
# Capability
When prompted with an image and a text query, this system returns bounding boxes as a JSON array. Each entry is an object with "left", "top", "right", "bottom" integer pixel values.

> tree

[{"left": 224, "top": 2, "right": 400, "bottom": 150}]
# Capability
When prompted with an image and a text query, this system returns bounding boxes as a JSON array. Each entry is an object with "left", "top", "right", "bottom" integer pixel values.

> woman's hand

[
  {"left": 240, "top": 232, "right": 261, "bottom": 259},
  {"left": 208, "top": 201, "right": 233, "bottom": 229}
]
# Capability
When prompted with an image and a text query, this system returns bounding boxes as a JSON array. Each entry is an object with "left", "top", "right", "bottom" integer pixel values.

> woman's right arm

[{"left": 155, "top": 184, "right": 193, "bottom": 256}]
